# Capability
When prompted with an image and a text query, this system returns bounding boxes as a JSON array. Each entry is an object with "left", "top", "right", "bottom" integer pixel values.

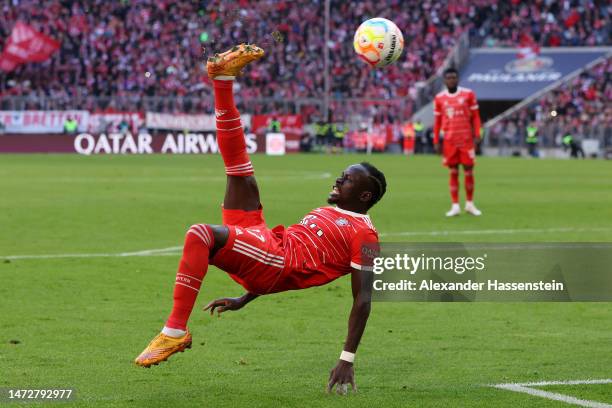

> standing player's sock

[
  {"left": 213, "top": 79, "right": 253, "bottom": 176},
  {"left": 164, "top": 224, "right": 214, "bottom": 335},
  {"left": 449, "top": 167, "right": 459, "bottom": 204},
  {"left": 464, "top": 168, "right": 474, "bottom": 202}
]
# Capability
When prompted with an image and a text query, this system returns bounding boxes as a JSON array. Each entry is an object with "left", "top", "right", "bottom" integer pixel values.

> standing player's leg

[
  {"left": 446, "top": 166, "right": 461, "bottom": 217},
  {"left": 464, "top": 165, "right": 474, "bottom": 204},
  {"left": 463, "top": 165, "right": 482, "bottom": 216},
  {"left": 443, "top": 142, "right": 461, "bottom": 217}
]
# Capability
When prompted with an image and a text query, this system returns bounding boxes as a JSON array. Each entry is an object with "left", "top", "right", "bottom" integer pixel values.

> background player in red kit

[
  {"left": 134, "top": 44, "right": 387, "bottom": 394},
  {"left": 433, "top": 68, "right": 482, "bottom": 217}
]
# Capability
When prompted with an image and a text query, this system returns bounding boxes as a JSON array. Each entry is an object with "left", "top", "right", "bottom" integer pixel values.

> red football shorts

[
  {"left": 210, "top": 206, "right": 286, "bottom": 295},
  {"left": 443, "top": 143, "right": 475, "bottom": 167}
]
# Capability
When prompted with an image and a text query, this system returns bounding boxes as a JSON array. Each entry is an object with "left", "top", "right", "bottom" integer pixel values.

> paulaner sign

[{"left": 461, "top": 47, "right": 610, "bottom": 100}]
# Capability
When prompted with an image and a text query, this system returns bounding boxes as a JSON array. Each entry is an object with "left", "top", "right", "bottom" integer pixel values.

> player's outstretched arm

[
  {"left": 204, "top": 292, "right": 259, "bottom": 316},
  {"left": 327, "top": 268, "right": 373, "bottom": 394}
]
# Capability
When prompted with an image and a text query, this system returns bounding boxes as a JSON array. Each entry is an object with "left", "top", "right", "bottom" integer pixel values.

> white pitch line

[
  {"left": 3, "top": 246, "right": 182, "bottom": 261},
  {"left": 3, "top": 173, "right": 333, "bottom": 184},
  {"left": 492, "top": 379, "right": 612, "bottom": 408},
  {"left": 380, "top": 227, "right": 612, "bottom": 237},
  {"left": 4, "top": 226, "right": 612, "bottom": 261},
  {"left": 507, "top": 379, "right": 612, "bottom": 387},
  {"left": 121, "top": 246, "right": 182, "bottom": 256}
]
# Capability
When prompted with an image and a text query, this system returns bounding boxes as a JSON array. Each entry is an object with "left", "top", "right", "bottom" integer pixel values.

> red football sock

[
  {"left": 165, "top": 224, "right": 214, "bottom": 331},
  {"left": 465, "top": 168, "right": 474, "bottom": 202},
  {"left": 213, "top": 80, "right": 253, "bottom": 176},
  {"left": 449, "top": 167, "right": 459, "bottom": 204}
]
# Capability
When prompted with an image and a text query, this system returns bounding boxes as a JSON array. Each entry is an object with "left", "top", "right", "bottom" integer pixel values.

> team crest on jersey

[
  {"left": 458, "top": 97, "right": 464, "bottom": 104},
  {"left": 336, "top": 217, "right": 350, "bottom": 226}
]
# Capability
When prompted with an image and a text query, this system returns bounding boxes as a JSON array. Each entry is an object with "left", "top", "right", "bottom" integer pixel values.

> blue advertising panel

[{"left": 461, "top": 48, "right": 610, "bottom": 100}]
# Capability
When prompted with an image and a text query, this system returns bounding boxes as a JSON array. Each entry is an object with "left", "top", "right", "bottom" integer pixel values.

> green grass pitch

[{"left": 1, "top": 154, "right": 611, "bottom": 407}]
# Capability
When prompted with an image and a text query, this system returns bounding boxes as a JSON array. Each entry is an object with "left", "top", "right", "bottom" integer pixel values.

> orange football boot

[
  {"left": 134, "top": 329, "right": 192, "bottom": 367},
  {"left": 206, "top": 43, "right": 264, "bottom": 78}
]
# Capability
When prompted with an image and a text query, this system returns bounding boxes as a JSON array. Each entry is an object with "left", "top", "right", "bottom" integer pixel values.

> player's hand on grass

[
  {"left": 327, "top": 360, "right": 356, "bottom": 395},
  {"left": 204, "top": 297, "right": 246, "bottom": 315}
]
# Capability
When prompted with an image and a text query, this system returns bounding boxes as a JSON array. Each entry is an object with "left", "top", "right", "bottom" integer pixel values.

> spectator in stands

[
  {"left": 118, "top": 117, "right": 130, "bottom": 134},
  {"left": 488, "top": 57, "right": 611, "bottom": 149},
  {"left": 63, "top": 116, "right": 78, "bottom": 134},
  {"left": 472, "top": 1, "right": 610, "bottom": 48},
  {"left": 0, "top": 0, "right": 608, "bottom": 122},
  {"left": 299, "top": 132, "right": 313, "bottom": 152},
  {"left": 268, "top": 117, "right": 281, "bottom": 132},
  {"left": 314, "top": 120, "right": 328, "bottom": 148},
  {"left": 0, "top": 0, "right": 497, "bottom": 114},
  {"left": 563, "top": 131, "right": 585, "bottom": 158},
  {"left": 525, "top": 122, "right": 539, "bottom": 157}
]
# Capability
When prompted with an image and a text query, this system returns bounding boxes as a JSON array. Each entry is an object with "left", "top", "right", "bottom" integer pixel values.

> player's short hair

[
  {"left": 443, "top": 67, "right": 459, "bottom": 77},
  {"left": 360, "top": 162, "right": 387, "bottom": 207}
]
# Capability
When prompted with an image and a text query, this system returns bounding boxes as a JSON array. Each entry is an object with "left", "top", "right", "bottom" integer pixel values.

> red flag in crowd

[
  {"left": 517, "top": 33, "right": 540, "bottom": 60},
  {"left": 0, "top": 22, "right": 60, "bottom": 72}
]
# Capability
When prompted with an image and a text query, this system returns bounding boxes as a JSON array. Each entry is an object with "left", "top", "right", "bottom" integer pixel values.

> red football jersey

[
  {"left": 270, "top": 206, "right": 379, "bottom": 292},
  {"left": 433, "top": 87, "right": 481, "bottom": 147}
]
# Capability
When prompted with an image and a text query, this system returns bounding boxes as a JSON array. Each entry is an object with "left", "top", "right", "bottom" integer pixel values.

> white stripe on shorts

[
  {"left": 233, "top": 242, "right": 285, "bottom": 267},
  {"left": 235, "top": 239, "right": 284, "bottom": 261},
  {"left": 232, "top": 247, "right": 285, "bottom": 268}
]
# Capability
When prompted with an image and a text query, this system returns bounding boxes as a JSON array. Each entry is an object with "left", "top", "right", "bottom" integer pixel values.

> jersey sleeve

[
  {"left": 468, "top": 91, "right": 481, "bottom": 139},
  {"left": 350, "top": 229, "right": 380, "bottom": 271},
  {"left": 468, "top": 90, "right": 479, "bottom": 111},
  {"left": 434, "top": 95, "right": 442, "bottom": 116},
  {"left": 433, "top": 96, "right": 443, "bottom": 144}
]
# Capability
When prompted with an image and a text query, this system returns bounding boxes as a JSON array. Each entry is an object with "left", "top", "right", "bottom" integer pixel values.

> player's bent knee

[
  {"left": 184, "top": 224, "right": 229, "bottom": 260},
  {"left": 209, "top": 225, "right": 229, "bottom": 251},
  {"left": 186, "top": 224, "right": 215, "bottom": 248}
]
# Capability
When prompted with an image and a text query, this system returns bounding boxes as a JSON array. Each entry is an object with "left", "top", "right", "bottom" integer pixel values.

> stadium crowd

[
  {"left": 1, "top": 0, "right": 609, "bottom": 116},
  {"left": 0, "top": 0, "right": 480, "bottom": 114},
  {"left": 488, "top": 57, "right": 611, "bottom": 149},
  {"left": 471, "top": 0, "right": 610, "bottom": 47}
]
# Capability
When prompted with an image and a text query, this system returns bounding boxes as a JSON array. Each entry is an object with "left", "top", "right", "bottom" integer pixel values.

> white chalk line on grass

[
  {"left": 491, "top": 379, "right": 612, "bottom": 408},
  {"left": 2, "top": 172, "right": 333, "bottom": 184},
  {"left": 3, "top": 226, "right": 612, "bottom": 261},
  {"left": 380, "top": 226, "right": 612, "bottom": 237},
  {"left": 3, "top": 246, "right": 182, "bottom": 261}
]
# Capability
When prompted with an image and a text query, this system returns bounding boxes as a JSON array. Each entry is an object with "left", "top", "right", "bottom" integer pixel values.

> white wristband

[{"left": 339, "top": 350, "right": 355, "bottom": 363}]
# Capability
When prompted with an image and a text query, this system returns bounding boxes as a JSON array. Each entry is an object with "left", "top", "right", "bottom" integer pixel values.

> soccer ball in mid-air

[{"left": 353, "top": 18, "right": 404, "bottom": 68}]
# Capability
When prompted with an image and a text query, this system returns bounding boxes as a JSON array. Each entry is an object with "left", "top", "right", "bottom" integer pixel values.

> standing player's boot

[
  {"left": 134, "top": 330, "right": 192, "bottom": 367},
  {"left": 464, "top": 201, "right": 482, "bottom": 216},
  {"left": 207, "top": 43, "right": 264, "bottom": 78},
  {"left": 445, "top": 203, "right": 461, "bottom": 217}
]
